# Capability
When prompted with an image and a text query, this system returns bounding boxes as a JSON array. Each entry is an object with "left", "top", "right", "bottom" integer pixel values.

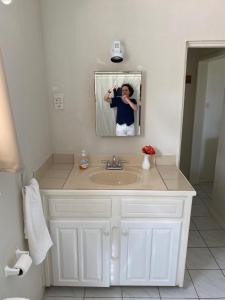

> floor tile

[
  {"left": 192, "top": 216, "right": 221, "bottom": 230},
  {"left": 200, "top": 182, "right": 214, "bottom": 194},
  {"left": 85, "top": 287, "right": 122, "bottom": 298},
  {"left": 195, "top": 189, "right": 207, "bottom": 199},
  {"left": 186, "top": 248, "right": 219, "bottom": 269},
  {"left": 192, "top": 196, "right": 204, "bottom": 206},
  {"left": 189, "top": 219, "right": 197, "bottom": 230},
  {"left": 201, "top": 195, "right": 212, "bottom": 207},
  {"left": 200, "top": 230, "right": 225, "bottom": 247},
  {"left": 193, "top": 185, "right": 204, "bottom": 193},
  {"left": 159, "top": 271, "right": 198, "bottom": 298},
  {"left": 189, "top": 269, "right": 225, "bottom": 298},
  {"left": 122, "top": 286, "right": 159, "bottom": 298},
  {"left": 188, "top": 231, "right": 207, "bottom": 247},
  {"left": 85, "top": 298, "right": 122, "bottom": 300},
  {"left": 191, "top": 203, "right": 209, "bottom": 217},
  {"left": 210, "top": 247, "right": 225, "bottom": 268},
  {"left": 124, "top": 298, "right": 160, "bottom": 300},
  {"left": 45, "top": 298, "right": 82, "bottom": 300},
  {"left": 45, "top": 287, "right": 84, "bottom": 297}
]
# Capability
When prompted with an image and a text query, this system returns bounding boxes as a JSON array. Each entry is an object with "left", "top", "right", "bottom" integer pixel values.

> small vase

[{"left": 142, "top": 154, "right": 150, "bottom": 170}]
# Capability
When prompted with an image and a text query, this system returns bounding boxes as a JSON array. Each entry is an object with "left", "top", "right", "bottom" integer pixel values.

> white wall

[
  {"left": 0, "top": 173, "right": 44, "bottom": 299},
  {"left": 0, "top": 1, "right": 52, "bottom": 299},
  {"left": 41, "top": 0, "right": 225, "bottom": 158}
]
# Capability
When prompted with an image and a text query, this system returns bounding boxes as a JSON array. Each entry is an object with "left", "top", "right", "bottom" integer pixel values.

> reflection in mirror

[{"left": 95, "top": 71, "right": 142, "bottom": 136}]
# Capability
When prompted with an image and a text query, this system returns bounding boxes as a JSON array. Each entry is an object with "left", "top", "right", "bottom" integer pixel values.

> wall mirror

[{"left": 95, "top": 71, "right": 142, "bottom": 136}]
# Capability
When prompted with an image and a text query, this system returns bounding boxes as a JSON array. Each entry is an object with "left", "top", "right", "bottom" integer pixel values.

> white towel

[{"left": 23, "top": 178, "right": 53, "bottom": 265}]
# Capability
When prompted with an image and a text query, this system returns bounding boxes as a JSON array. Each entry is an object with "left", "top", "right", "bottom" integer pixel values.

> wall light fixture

[
  {"left": 111, "top": 41, "right": 124, "bottom": 63},
  {"left": 1, "top": 0, "right": 12, "bottom": 5}
]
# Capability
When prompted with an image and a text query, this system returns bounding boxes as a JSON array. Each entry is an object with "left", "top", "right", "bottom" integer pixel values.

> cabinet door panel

[
  {"left": 60, "top": 229, "right": 79, "bottom": 280},
  {"left": 80, "top": 228, "right": 103, "bottom": 282},
  {"left": 126, "top": 229, "right": 150, "bottom": 281},
  {"left": 120, "top": 221, "right": 181, "bottom": 286},
  {"left": 120, "top": 223, "right": 151, "bottom": 284},
  {"left": 50, "top": 224, "right": 79, "bottom": 284},
  {"left": 50, "top": 220, "right": 110, "bottom": 286},
  {"left": 150, "top": 224, "right": 180, "bottom": 284}
]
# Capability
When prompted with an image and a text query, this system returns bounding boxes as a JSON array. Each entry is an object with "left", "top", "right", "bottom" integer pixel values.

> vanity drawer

[
  {"left": 48, "top": 196, "right": 112, "bottom": 218},
  {"left": 121, "top": 196, "right": 184, "bottom": 218}
]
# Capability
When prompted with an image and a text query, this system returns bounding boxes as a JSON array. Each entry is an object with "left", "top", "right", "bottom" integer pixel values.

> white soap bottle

[{"left": 79, "top": 150, "right": 89, "bottom": 170}]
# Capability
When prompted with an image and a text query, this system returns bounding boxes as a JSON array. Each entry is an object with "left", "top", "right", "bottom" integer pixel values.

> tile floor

[{"left": 44, "top": 182, "right": 225, "bottom": 300}]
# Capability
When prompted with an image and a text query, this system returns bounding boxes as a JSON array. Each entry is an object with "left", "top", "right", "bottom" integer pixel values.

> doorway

[{"left": 180, "top": 44, "right": 225, "bottom": 187}]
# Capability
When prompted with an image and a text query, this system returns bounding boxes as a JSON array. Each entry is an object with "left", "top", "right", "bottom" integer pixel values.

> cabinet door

[
  {"left": 120, "top": 220, "right": 181, "bottom": 286},
  {"left": 50, "top": 220, "right": 110, "bottom": 286}
]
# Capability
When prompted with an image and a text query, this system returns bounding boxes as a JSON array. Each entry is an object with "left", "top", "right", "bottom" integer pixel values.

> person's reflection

[{"left": 104, "top": 83, "right": 137, "bottom": 136}]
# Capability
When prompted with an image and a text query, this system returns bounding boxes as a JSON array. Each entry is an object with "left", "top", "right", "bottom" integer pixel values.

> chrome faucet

[{"left": 105, "top": 155, "right": 123, "bottom": 170}]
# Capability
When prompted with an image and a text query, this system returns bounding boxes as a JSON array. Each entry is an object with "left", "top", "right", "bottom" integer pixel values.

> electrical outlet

[{"left": 54, "top": 93, "right": 64, "bottom": 110}]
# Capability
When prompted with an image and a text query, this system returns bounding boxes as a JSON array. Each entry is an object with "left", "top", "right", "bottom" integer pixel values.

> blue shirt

[{"left": 110, "top": 97, "right": 137, "bottom": 126}]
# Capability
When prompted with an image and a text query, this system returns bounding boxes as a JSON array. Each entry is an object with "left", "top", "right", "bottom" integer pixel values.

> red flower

[{"left": 142, "top": 145, "right": 155, "bottom": 155}]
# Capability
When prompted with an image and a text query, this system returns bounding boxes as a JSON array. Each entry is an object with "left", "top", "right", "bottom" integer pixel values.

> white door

[
  {"left": 50, "top": 220, "right": 110, "bottom": 286},
  {"left": 190, "top": 56, "right": 225, "bottom": 183},
  {"left": 120, "top": 220, "right": 181, "bottom": 285},
  {"left": 212, "top": 91, "right": 225, "bottom": 220}
]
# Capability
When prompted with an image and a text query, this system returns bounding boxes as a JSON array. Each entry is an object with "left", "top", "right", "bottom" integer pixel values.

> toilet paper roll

[{"left": 14, "top": 254, "right": 32, "bottom": 277}]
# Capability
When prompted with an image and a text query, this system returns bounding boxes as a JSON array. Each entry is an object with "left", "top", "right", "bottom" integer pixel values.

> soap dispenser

[{"left": 79, "top": 150, "right": 89, "bottom": 170}]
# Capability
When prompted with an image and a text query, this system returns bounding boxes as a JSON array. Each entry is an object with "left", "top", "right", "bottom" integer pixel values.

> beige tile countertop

[{"left": 36, "top": 154, "right": 195, "bottom": 193}]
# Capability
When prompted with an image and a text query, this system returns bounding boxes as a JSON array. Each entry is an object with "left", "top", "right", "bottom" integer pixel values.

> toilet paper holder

[
  {"left": 4, "top": 265, "right": 21, "bottom": 277},
  {"left": 4, "top": 248, "right": 32, "bottom": 277},
  {"left": 15, "top": 249, "right": 29, "bottom": 259}
]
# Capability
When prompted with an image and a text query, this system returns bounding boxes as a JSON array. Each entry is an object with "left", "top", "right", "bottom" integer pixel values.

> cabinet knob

[
  {"left": 122, "top": 229, "right": 128, "bottom": 236},
  {"left": 111, "top": 226, "right": 120, "bottom": 259},
  {"left": 103, "top": 230, "right": 110, "bottom": 236}
]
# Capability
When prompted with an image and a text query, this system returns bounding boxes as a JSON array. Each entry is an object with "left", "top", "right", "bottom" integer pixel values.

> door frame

[{"left": 178, "top": 40, "right": 225, "bottom": 178}]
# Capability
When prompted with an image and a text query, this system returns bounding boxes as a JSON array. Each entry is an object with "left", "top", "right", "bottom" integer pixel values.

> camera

[{"left": 113, "top": 87, "right": 122, "bottom": 97}]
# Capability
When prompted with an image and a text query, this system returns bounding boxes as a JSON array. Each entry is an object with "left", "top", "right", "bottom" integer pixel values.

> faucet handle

[{"left": 101, "top": 160, "right": 108, "bottom": 163}]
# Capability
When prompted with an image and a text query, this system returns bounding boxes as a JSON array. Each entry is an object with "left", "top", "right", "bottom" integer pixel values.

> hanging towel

[{"left": 23, "top": 178, "right": 53, "bottom": 265}]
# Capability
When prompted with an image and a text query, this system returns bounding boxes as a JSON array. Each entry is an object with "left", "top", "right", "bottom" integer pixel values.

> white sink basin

[{"left": 89, "top": 170, "right": 139, "bottom": 186}]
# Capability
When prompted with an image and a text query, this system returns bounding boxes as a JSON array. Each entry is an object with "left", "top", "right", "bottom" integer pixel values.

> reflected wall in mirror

[{"left": 95, "top": 71, "right": 142, "bottom": 136}]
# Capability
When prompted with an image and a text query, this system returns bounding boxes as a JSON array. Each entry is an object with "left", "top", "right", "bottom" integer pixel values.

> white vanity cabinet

[{"left": 42, "top": 191, "right": 193, "bottom": 288}]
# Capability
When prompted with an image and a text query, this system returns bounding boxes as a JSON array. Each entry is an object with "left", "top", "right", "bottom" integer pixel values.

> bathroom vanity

[{"left": 39, "top": 155, "right": 195, "bottom": 288}]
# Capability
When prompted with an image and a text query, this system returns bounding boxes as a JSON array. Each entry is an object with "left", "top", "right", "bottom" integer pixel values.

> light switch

[{"left": 54, "top": 93, "right": 64, "bottom": 110}]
